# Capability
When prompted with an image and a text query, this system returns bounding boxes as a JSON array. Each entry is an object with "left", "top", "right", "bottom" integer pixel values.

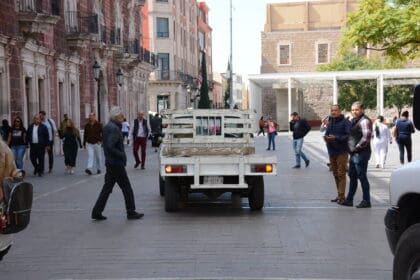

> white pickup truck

[
  {"left": 158, "top": 109, "right": 277, "bottom": 212},
  {"left": 384, "top": 84, "right": 420, "bottom": 280}
]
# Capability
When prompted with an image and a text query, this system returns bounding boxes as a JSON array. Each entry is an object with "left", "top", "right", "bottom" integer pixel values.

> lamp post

[
  {"left": 93, "top": 60, "right": 101, "bottom": 122},
  {"left": 116, "top": 68, "right": 123, "bottom": 86}
]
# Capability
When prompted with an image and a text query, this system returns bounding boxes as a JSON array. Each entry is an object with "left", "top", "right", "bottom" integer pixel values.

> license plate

[{"left": 203, "top": 176, "right": 223, "bottom": 184}]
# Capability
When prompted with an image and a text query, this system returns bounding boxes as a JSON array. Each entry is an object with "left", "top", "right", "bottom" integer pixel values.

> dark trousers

[
  {"left": 257, "top": 127, "right": 265, "bottom": 136},
  {"left": 133, "top": 137, "right": 147, "bottom": 166},
  {"left": 30, "top": 144, "right": 45, "bottom": 175},
  {"left": 63, "top": 144, "right": 78, "bottom": 167},
  {"left": 46, "top": 141, "right": 54, "bottom": 170},
  {"left": 398, "top": 139, "right": 412, "bottom": 164},
  {"left": 346, "top": 149, "right": 371, "bottom": 203},
  {"left": 92, "top": 165, "right": 136, "bottom": 215}
]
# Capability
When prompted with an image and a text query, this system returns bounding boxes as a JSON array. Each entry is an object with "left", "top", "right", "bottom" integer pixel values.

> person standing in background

[
  {"left": 61, "top": 119, "right": 82, "bottom": 174},
  {"left": 257, "top": 116, "right": 266, "bottom": 136},
  {"left": 121, "top": 118, "right": 130, "bottom": 145},
  {"left": 8, "top": 116, "right": 27, "bottom": 169},
  {"left": 26, "top": 114, "right": 49, "bottom": 177},
  {"left": 266, "top": 117, "right": 277, "bottom": 150},
  {"left": 372, "top": 115, "right": 392, "bottom": 168},
  {"left": 130, "top": 112, "right": 149, "bottom": 169},
  {"left": 39, "top": 110, "right": 58, "bottom": 173},
  {"left": 395, "top": 111, "right": 415, "bottom": 165},
  {"left": 0, "top": 119, "right": 11, "bottom": 143},
  {"left": 58, "top": 114, "right": 68, "bottom": 138},
  {"left": 83, "top": 112, "right": 103, "bottom": 175}
]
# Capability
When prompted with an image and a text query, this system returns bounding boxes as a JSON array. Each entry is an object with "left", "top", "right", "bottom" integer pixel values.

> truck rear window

[{"left": 196, "top": 117, "right": 222, "bottom": 136}]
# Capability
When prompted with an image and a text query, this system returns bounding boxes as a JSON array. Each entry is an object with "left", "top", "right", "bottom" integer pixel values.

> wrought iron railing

[
  {"left": 64, "top": 12, "right": 98, "bottom": 34},
  {"left": 110, "top": 27, "right": 121, "bottom": 45},
  {"left": 18, "top": 0, "right": 59, "bottom": 14}
]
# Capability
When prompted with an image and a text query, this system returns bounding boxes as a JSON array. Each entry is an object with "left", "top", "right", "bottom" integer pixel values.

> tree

[
  {"left": 385, "top": 85, "right": 413, "bottom": 117},
  {"left": 223, "top": 61, "right": 231, "bottom": 108},
  {"left": 198, "top": 52, "right": 211, "bottom": 109},
  {"left": 340, "top": 0, "right": 420, "bottom": 61}
]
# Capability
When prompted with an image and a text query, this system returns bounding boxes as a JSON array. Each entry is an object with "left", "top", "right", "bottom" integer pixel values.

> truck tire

[
  {"left": 159, "top": 174, "right": 165, "bottom": 197},
  {"left": 248, "top": 176, "right": 264, "bottom": 210},
  {"left": 165, "top": 177, "right": 179, "bottom": 212},
  {"left": 393, "top": 223, "right": 420, "bottom": 280}
]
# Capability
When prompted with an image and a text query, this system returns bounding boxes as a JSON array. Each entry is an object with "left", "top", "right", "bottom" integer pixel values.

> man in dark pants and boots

[
  {"left": 323, "top": 105, "right": 351, "bottom": 204},
  {"left": 340, "top": 101, "right": 373, "bottom": 208},
  {"left": 39, "top": 110, "right": 57, "bottom": 173},
  {"left": 130, "top": 112, "right": 149, "bottom": 169},
  {"left": 26, "top": 114, "right": 49, "bottom": 177},
  {"left": 91, "top": 107, "right": 144, "bottom": 221}
]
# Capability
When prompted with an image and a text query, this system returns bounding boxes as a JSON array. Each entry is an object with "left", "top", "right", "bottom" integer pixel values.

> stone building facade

[
  {"left": 0, "top": 0, "right": 156, "bottom": 139},
  {"left": 260, "top": 0, "right": 358, "bottom": 127},
  {"left": 143, "top": 0, "right": 213, "bottom": 113}
]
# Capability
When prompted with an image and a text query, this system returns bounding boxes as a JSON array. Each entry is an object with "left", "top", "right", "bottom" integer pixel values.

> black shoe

[
  {"left": 134, "top": 162, "right": 140, "bottom": 168},
  {"left": 127, "top": 211, "right": 144, "bottom": 220},
  {"left": 33, "top": 169, "right": 37, "bottom": 176},
  {"left": 38, "top": 173, "right": 43, "bottom": 177},
  {"left": 97, "top": 170, "right": 101, "bottom": 174},
  {"left": 305, "top": 160, "right": 310, "bottom": 167},
  {"left": 141, "top": 165, "right": 145, "bottom": 170},
  {"left": 292, "top": 165, "right": 301, "bottom": 169},
  {"left": 91, "top": 213, "right": 107, "bottom": 220},
  {"left": 330, "top": 198, "right": 339, "bottom": 202},
  {"left": 48, "top": 168, "right": 52, "bottom": 173},
  {"left": 356, "top": 200, "right": 371, "bottom": 208},
  {"left": 266, "top": 148, "right": 270, "bottom": 150},
  {"left": 339, "top": 200, "right": 353, "bottom": 207},
  {"left": 85, "top": 169, "right": 92, "bottom": 175}
]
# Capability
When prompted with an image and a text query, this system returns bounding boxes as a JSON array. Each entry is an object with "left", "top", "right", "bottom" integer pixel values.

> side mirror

[{"left": 414, "top": 84, "right": 420, "bottom": 130}]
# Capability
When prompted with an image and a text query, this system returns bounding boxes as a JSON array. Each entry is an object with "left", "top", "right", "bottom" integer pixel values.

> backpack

[{"left": 1, "top": 175, "right": 33, "bottom": 234}]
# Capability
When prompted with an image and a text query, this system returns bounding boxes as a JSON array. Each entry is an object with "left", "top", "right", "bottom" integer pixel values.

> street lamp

[
  {"left": 93, "top": 60, "right": 101, "bottom": 122},
  {"left": 116, "top": 68, "right": 123, "bottom": 86}
]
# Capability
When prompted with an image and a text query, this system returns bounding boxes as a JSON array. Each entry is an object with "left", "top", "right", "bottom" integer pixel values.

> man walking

[
  {"left": 130, "top": 112, "right": 149, "bottom": 169},
  {"left": 83, "top": 112, "right": 103, "bottom": 175},
  {"left": 91, "top": 107, "right": 144, "bottom": 221},
  {"left": 26, "top": 114, "right": 49, "bottom": 177},
  {"left": 341, "top": 101, "right": 373, "bottom": 208},
  {"left": 395, "top": 110, "right": 415, "bottom": 165},
  {"left": 150, "top": 113, "right": 163, "bottom": 152},
  {"left": 39, "top": 110, "right": 58, "bottom": 173},
  {"left": 289, "top": 112, "right": 311, "bottom": 168},
  {"left": 323, "top": 105, "right": 350, "bottom": 204}
]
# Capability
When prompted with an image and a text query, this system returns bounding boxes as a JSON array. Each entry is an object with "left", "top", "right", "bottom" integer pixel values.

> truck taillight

[
  {"left": 252, "top": 164, "right": 273, "bottom": 173},
  {"left": 165, "top": 165, "right": 187, "bottom": 173}
]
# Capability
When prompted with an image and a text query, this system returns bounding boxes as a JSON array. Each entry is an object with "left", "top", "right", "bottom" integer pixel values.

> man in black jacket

[
  {"left": 289, "top": 112, "right": 311, "bottom": 168},
  {"left": 26, "top": 114, "right": 49, "bottom": 177},
  {"left": 130, "top": 112, "right": 149, "bottom": 169},
  {"left": 91, "top": 107, "right": 144, "bottom": 221}
]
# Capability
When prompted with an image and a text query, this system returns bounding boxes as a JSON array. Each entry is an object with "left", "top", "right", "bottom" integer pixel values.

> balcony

[
  {"left": 64, "top": 12, "right": 99, "bottom": 47},
  {"left": 17, "top": 0, "right": 60, "bottom": 34},
  {"left": 115, "top": 42, "right": 157, "bottom": 69},
  {"left": 139, "top": 48, "right": 157, "bottom": 67},
  {"left": 110, "top": 27, "right": 121, "bottom": 45},
  {"left": 150, "top": 70, "right": 196, "bottom": 83}
]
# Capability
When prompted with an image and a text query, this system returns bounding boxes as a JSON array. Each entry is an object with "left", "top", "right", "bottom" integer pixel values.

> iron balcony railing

[
  {"left": 139, "top": 48, "right": 157, "bottom": 66},
  {"left": 110, "top": 27, "right": 121, "bottom": 45},
  {"left": 64, "top": 12, "right": 98, "bottom": 34},
  {"left": 100, "top": 25, "right": 106, "bottom": 43},
  {"left": 18, "top": 0, "right": 60, "bottom": 15},
  {"left": 152, "top": 70, "right": 196, "bottom": 82}
]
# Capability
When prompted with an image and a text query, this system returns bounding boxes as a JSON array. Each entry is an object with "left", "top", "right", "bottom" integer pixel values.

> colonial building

[
  {"left": 143, "top": 0, "right": 213, "bottom": 113},
  {"left": 260, "top": 0, "right": 358, "bottom": 128},
  {"left": 0, "top": 0, "right": 156, "bottom": 136}
]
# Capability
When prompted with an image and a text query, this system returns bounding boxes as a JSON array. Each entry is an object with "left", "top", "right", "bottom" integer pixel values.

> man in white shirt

[
  {"left": 39, "top": 111, "right": 58, "bottom": 173},
  {"left": 129, "top": 112, "right": 149, "bottom": 169}
]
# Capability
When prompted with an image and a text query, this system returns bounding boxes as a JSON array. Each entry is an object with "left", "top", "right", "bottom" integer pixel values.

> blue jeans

[
  {"left": 293, "top": 138, "right": 308, "bottom": 166},
  {"left": 267, "top": 132, "right": 276, "bottom": 150},
  {"left": 347, "top": 150, "right": 371, "bottom": 202},
  {"left": 11, "top": 145, "right": 26, "bottom": 169}
]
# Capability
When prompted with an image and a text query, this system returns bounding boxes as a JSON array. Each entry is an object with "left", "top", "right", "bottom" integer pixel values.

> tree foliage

[
  {"left": 385, "top": 85, "right": 413, "bottom": 117},
  {"left": 318, "top": 52, "right": 406, "bottom": 111},
  {"left": 198, "top": 53, "right": 211, "bottom": 109},
  {"left": 340, "top": 0, "right": 420, "bottom": 61}
]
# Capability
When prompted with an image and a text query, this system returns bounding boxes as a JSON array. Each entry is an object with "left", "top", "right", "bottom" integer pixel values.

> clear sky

[{"left": 204, "top": 0, "right": 282, "bottom": 78}]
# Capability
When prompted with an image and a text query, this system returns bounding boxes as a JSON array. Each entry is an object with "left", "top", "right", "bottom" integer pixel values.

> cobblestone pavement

[{"left": 0, "top": 130, "right": 418, "bottom": 280}]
